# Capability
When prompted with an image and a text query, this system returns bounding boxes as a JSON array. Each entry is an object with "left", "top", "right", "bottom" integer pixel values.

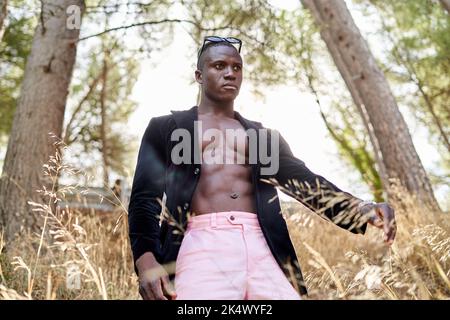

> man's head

[{"left": 195, "top": 37, "right": 243, "bottom": 104}]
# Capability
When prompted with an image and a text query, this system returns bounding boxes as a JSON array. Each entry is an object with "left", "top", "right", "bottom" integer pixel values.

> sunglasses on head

[{"left": 198, "top": 36, "right": 242, "bottom": 58}]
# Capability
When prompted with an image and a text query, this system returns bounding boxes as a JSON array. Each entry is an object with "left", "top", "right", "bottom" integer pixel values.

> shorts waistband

[{"left": 186, "top": 211, "right": 260, "bottom": 230}]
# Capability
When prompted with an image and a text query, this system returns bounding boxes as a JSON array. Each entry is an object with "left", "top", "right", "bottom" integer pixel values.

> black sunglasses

[{"left": 198, "top": 36, "right": 242, "bottom": 58}]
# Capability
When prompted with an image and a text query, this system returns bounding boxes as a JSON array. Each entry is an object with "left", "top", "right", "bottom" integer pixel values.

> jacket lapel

[
  {"left": 234, "top": 109, "right": 262, "bottom": 179},
  {"left": 171, "top": 106, "right": 198, "bottom": 165}
]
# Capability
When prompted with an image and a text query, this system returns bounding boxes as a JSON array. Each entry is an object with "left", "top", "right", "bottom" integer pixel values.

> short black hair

[{"left": 196, "top": 41, "right": 239, "bottom": 70}]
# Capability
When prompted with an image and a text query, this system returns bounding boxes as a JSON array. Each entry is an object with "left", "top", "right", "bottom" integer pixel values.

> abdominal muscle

[
  {"left": 190, "top": 162, "right": 257, "bottom": 215},
  {"left": 190, "top": 115, "right": 257, "bottom": 216}
]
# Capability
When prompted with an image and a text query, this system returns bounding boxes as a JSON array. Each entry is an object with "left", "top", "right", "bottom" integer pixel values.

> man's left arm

[{"left": 271, "top": 130, "right": 396, "bottom": 243}]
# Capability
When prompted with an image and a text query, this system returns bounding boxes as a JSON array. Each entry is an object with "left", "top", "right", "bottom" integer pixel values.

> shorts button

[{"left": 230, "top": 215, "right": 235, "bottom": 221}]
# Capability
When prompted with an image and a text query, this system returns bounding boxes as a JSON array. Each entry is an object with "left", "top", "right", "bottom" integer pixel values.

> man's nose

[{"left": 224, "top": 66, "right": 236, "bottom": 79}]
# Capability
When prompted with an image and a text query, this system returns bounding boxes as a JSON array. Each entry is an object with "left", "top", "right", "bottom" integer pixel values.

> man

[{"left": 128, "top": 36, "right": 397, "bottom": 300}]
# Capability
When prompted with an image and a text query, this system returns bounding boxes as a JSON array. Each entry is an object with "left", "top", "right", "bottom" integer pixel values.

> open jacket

[{"left": 128, "top": 105, "right": 368, "bottom": 296}]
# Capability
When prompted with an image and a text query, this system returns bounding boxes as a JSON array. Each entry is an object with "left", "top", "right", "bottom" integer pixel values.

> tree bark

[
  {"left": 439, "top": 0, "right": 450, "bottom": 14},
  {"left": 100, "top": 50, "right": 110, "bottom": 189},
  {"left": 301, "top": 0, "right": 441, "bottom": 211},
  {"left": 0, "top": 0, "right": 7, "bottom": 42},
  {"left": 0, "top": 0, "right": 85, "bottom": 240}
]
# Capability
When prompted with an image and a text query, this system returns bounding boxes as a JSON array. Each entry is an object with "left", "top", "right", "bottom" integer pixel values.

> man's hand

[
  {"left": 136, "top": 252, "right": 177, "bottom": 300},
  {"left": 359, "top": 201, "right": 397, "bottom": 245}
]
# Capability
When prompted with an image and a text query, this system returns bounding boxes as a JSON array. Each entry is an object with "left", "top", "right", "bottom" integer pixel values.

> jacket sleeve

[
  {"left": 128, "top": 117, "right": 167, "bottom": 269},
  {"left": 272, "top": 130, "right": 367, "bottom": 234}
]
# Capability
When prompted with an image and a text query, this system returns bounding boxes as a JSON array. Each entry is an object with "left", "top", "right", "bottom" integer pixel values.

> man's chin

[
  {"left": 220, "top": 91, "right": 240, "bottom": 101},
  {"left": 207, "top": 91, "right": 239, "bottom": 104}
]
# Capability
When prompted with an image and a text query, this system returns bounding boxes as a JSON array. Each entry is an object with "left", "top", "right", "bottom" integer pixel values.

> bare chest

[{"left": 196, "top": 115, "right": 250, "bottom": 163}]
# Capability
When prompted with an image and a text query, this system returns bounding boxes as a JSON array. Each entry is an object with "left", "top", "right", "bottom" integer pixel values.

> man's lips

[{"left": 222, "top": 84, "right": 238, "bottom": 90}]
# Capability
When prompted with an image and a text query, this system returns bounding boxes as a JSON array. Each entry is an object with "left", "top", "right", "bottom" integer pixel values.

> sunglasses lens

[
  {"left": 205, "top": 36, "right": 224, "bottom": 42},
  {"left": 199, "top": 36, "right": 242, "bottom": 57},
  {"left": 225, "top": 37, "right": 241, "bottom": 44}
]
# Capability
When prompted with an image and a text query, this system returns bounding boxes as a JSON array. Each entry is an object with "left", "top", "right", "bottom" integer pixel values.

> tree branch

[
  {"left": 78, "top": 18, "right": 227, "bottom": 41},
  {"left": 63, "top": 73, "right": 102, "bottom": 145}
]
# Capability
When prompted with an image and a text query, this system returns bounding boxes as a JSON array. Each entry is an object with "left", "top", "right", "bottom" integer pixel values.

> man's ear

[{"left": 195, "top": 70, "right": 203, "bottom": 84}]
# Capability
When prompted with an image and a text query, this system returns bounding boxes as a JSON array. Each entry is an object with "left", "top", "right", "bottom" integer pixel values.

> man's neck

[{"left": 198, "top": 98, "right": 235, "bottom": 119}]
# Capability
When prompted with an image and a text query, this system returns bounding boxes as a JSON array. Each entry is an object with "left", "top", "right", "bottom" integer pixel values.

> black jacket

[{"left": 128, "top": 105, "right": 367, "bottom": 296}]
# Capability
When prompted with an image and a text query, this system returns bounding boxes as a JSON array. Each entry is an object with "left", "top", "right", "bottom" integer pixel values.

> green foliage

[
  {"left": 3, "top": 0, "right": 445, "bottom": 200},
  {"left": 181, "top": 0, "right": 290, "bottom": 96},
  {"left": 321, "top": 103, "right": 384, "bottom": 202},
  {"left": 63, "top": 34, "right": 140, "bottom": 184},
  {"left": 353, "top": 0, "right": 449, "bottom": 204},
  {"left": 275, "top": 8, "right": 385, "bottom": 200},
  {"left": 361, "top": 0, "right": 449, "bottom": 160},
  {"left": 63, "top": 0, "right": 177, "bottom": 185},
  {"left": 0, "top": 0, "right": 37, "bottom": 140}
]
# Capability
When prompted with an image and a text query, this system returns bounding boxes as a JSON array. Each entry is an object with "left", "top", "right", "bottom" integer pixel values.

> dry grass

[
  {"left": 282, "top": 186, "right": 450, "bottom": 300},
  {"left": 0, "top": 145, "right": 139, "bottom": 300},
  {"left": 0, "top": 147, "right": 449, "bottom": 300},
  {"left": 0, "top": 208, "right": 138, "bottom": 300}
]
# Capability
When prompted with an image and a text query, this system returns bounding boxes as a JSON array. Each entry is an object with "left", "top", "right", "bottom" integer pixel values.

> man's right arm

[
  {"left": 128, "top": 117, "right": 167, "bottom": 273},
  {"left": 128, "top": 117, "right": 177, "bottom": 300}
]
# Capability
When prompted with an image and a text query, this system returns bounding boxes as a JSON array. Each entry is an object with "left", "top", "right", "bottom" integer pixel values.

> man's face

[{"left": 195, "top": 45, "right": 243, "bottom": 103}]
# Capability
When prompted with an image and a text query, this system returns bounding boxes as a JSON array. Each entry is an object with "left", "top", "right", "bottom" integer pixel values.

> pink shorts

[{"left": 174, "top": 211, "right": 302, "bottom": 300}]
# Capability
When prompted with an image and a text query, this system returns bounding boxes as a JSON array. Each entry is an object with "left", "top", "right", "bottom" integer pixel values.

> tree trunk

[
  {"left": 301, "top": 0, "right": 441, "bottom": 211},
  {"left": 439, "top": 0, "right": 450, "bottom": 14},
  {"left": 0, "top": 0, "right": 85, "bottom": 240},
  {"left": 0, "top": 0, "right": 7, "bottom": 42},
  {"left": 100, "top": 51, "right": 110, "bottom": 189},
  {"left": 304, "top": 4, "right": 389, "bottom": 194}
]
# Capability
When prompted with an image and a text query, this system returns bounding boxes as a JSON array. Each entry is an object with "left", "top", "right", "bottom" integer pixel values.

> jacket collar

[{"left": 170, "top": 105, "right": 260, "bottom": 132}]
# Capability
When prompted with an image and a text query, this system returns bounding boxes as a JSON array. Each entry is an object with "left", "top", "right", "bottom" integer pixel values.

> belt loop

[{"left": 211, "top": 212, "right": 217, "bottom": 229}]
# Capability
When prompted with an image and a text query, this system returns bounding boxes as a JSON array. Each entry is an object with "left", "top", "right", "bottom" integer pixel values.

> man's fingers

[
  {"left": 138, "top": 286, "right": 146, "bottom": 300},
  {"left": 151, "top": 279, "right": 168, "bottom": 300},
  {"left": 161, "top": 276, "right": 177, "bottom": 300},
  {"left": 381, "top": 207, "right": 397, "bottom": 245},
  {"left": 139, "top": 283, "right": 153, "bottom": 300},
  {"left": 372, "top": 215, "right": 384, "bottom": 228},
  {"left": 138, "top": 263, "right": 172, "bottom": 300},
  {"left": 385, "top": 214, "right": 397, "bottom": 244},
  {"left": 365, "top": 203, "right": 397, "bottom": 245},
  {"left": 369, "top": 209, "right": 384, "bottom": 228}
]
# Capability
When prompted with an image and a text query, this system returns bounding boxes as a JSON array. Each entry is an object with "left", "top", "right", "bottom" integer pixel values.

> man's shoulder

[
  {"left": 149, "top": 106, "right": 196, "bottom": 127},
  {"left": 234, "top": 110, "right": 264, "bottom": 130},
  {"left": 147, "top": 112, "right": 177, "bottom": 129},
  {"left": 249, "top": 119, "right": 264, "bottom": 128},
  {"left": 149, "top": 113, "right": 174, "bottom": 124}
]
